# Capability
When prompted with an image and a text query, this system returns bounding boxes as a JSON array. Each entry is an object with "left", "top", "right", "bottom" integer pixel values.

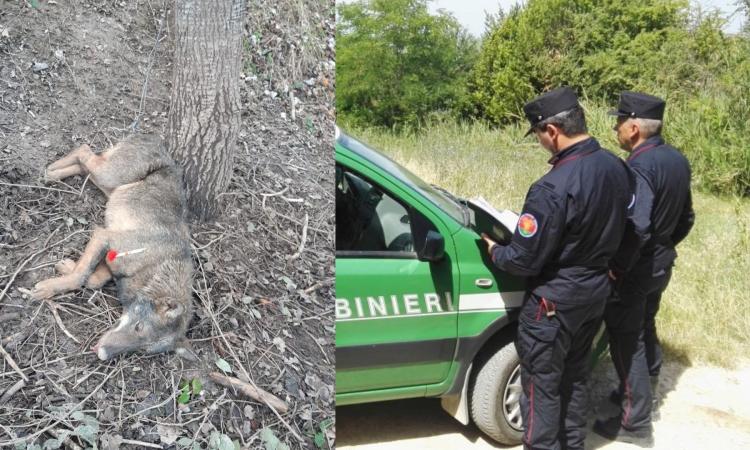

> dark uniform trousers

[
  {"left": 600, "top": 135, "right": 693, "bottom": 432},
  {"left": 491, "top": 137, "right": 635, "bottom": 450},
  {"left": 604, "top": 264, "right": 672, "bottom": 429},
  {"left": 643, "top": 268, "right": 671, "bottom": 377},
  {"left": 517, "top": 294, "right": 606, "bottom": 450}
]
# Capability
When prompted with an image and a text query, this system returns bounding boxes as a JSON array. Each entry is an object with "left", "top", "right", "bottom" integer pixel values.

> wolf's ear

[{"left": 159, "top": 298, "right": 184, "bottom": 321}]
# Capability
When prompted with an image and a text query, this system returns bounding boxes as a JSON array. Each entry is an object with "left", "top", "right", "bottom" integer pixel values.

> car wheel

[{"left": 469, "top": 339, "right": 524, "bottom": 445}]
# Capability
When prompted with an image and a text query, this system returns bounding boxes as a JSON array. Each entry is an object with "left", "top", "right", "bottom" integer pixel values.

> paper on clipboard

[{"left": 467, "top": 196, "right": 519, "bottom": 234}]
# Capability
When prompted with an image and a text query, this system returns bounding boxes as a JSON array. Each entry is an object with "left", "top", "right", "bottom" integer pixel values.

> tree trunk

[{"left": 167, "top": 0, "right": 246, "bottom": 222}]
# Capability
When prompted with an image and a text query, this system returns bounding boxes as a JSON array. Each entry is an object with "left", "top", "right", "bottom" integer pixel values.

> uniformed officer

[
  {"left": 482, "top": 87, "right": 634, "bottom": 450},
  {"left": 593, "top": 92, "right": 695, "bottom": 446}
]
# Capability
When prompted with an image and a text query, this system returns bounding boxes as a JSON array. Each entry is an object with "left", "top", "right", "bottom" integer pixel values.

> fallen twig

[
  {"left": 46, "top": 429, "right": 82, "bottom": 450},
  {"left": 0, "top": 342, "right": 29, "bottom": 382},
  {"left": 194, "top": 256, "right": 303, "bottom": 442},
  {"left": 72, "top": 365, "right": 102, "bottom": 389},
  {"left": 78, "top": 174, "right": 90, "bottom": 197},
  {"left": 0, "top": 181, "right": 78, "bottom": 196},
  {"left": 289, "top": 90, "right": 296, "bottom": 121},
  {"left": 190, "top": 230, "right": 229, "bottom": 251},
  {"left": 0, "top": 227, "right": 84, "bottom": 302},
  {"left": 304, "top": 277, "right": 334, "bottom": 294},
  {"left": 46, "top": 300, "right": 81, "bottom": 344},
  {"left": 42, "top": 371, "right": 71, "bottom": 399},
  {"left": 287, "top": 213, "right": 308, "bottom": 261},
  {"left": 0, "top": 367, "right": 118, "bottom": 447},
  {"left": 0, "top": 261, "right": 58, "bottom": 280},
  {"left": 209, "top": 371, "right": 289, "bottom": 413},
  {"left": 120, "top": 439, "right": 163, "bottom": 449},
  {"left": 189, "top": 391, "right": 228, "bottom": 446},
  {"left": 261, "top": 186, "right": 289, "bottom": 209},
  {"left": 0, "top": 352, "right": 86, "bottom": 378},
  {"left": 1, "top": 328, "right": 32, "bottom": 347},
  {"left": 0, "top": 312, "right": 20, "bottom": 322},
  {"left": 303, "top": 328, "right": 330, "bottom": 366},
  {"left": 0, "top": 379, "right": 26, "bottom": 403},
  {"left": 122, "top": 393, "right": 175, "bottom": 421},
  {"left": 0, "top": 235, "right": 42, "bottom": 251}
]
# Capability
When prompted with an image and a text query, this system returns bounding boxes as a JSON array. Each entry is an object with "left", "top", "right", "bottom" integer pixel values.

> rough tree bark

[{"left": 167, "top": 0, "right": 246, "bottom": 222}]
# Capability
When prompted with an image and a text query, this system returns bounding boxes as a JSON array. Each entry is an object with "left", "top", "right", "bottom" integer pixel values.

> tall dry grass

[{"left": 346, "top": 115, "right": 750, "bottom": 367}]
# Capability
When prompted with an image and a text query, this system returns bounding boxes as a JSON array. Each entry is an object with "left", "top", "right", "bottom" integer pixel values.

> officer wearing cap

[
  {"left": 593, "top": 92, "right": 695, "bottom": 446},
  {"left": 482, "top": 87, "right": 635, "bottom": 450}
]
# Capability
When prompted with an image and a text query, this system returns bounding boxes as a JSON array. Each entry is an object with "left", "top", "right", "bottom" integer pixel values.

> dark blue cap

[
  {"left": 609, "top": 91, "right": 665, "bottom": 120},
  {"left": 523, "top": 87, "right": 580, "bottom": 136}
]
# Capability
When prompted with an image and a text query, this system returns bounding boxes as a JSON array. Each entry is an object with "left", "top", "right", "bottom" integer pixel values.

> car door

[{"left": 335, "top": 162, "right": 460, "bottom": 394}]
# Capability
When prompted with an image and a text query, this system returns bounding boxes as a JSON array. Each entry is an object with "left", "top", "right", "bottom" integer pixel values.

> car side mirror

[{"left": 419, "top": 230, "right": 445, "bottom": 262}]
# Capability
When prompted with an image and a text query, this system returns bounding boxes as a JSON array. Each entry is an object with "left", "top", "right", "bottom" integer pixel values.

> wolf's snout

[
  {"left": 34, "top": 135, "right": 193, "bottom": 360},
  {"left": 92, "top": 343, "right": 109, "bottom": 360}
]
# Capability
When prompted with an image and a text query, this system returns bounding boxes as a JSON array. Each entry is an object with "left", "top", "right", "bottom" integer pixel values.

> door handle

[{"left": 475, "top": 278, "right": 493, "bottom": 288}]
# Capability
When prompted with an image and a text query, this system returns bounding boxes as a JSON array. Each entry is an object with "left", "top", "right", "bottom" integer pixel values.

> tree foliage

[
  {"left": 336, "top": 0, "right": 478, "bottom": 130},
  {"left": 464, "top": 0, "right": 749, "bottom": 194},
  {"left": 466, "top": 0, "right": 749, "bottom": 120},
  {"left": 741, "top": 0, "right": 750, "bottom": 33},
  {"left": 335, "top": 0, "right": 750, "bottom": 194},
  {"left": 467, "top": 0, "right": 694, "bottom": 122}
]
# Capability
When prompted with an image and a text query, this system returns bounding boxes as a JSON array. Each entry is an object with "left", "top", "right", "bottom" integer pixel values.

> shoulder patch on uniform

[{"left": 518, "top": 213, "right": 538, "bottom": 238}]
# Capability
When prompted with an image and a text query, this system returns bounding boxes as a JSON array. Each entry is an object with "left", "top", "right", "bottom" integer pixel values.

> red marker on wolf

[
  {"left": 29, "top": 135, "right": 195, "bottom": 361},
  {"left": 106, "top": 247, "right": 146, "bottom": 262}
]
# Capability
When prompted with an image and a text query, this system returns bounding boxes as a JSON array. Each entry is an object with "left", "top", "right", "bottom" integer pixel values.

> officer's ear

[
  {"left": 545, "top": 123, "right": 562, "bottom": 141},
  {"left": 625, "top": 119, "right": 641, "bottom": 141}
]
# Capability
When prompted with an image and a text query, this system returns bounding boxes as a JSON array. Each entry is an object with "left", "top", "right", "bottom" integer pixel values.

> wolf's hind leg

[
  {"left": 46, "top": 144, "right": 115, "bottom": 196},
  {"left": 46, "top": 144, "right": 93, "bottom": 172},
  {"left": 30, "top": 227, "right": 110, "bottom": 300},
  {"left": 46, "top": 165, "right": 85, "bottom": 181},
  {"left": 55, "top": 258, "right": 112, "bottom": 289}
]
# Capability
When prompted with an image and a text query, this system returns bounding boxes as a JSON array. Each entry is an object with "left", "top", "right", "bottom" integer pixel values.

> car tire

[{"left": 469, "top": 339, "right": 524, "bottom": 445}]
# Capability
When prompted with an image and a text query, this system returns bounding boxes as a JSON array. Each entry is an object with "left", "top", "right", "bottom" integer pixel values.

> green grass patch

[{"left": 345, "top": 118, "right": 750, "bottom": 367}]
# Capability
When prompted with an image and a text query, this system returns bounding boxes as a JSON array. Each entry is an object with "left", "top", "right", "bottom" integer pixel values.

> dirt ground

[
  {"left": 0, "top": 1, "right": 334, "bottom": 449},
  {"left": 337, "top": 360, "right": 750, "bottom": 449}
]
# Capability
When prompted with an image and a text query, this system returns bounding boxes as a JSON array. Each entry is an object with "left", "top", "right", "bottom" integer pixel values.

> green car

[{"left": 335, "top": 129, "right": 607, "bottom": 445}]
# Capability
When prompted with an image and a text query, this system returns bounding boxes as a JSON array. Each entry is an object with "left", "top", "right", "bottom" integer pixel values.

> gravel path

[{"left": 337, "top": 360, "right": 750, "bottom": 449}]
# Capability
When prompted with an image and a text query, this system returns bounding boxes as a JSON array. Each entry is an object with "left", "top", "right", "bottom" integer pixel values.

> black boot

[{"left": 592, "top": 415, "right": 654, "bottom": 448}]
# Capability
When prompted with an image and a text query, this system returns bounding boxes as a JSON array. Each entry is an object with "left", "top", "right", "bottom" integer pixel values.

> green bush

[
  {"left": 660, "top": 34, "right": 750, "bottom": 196},
  {"left": 466, "top": 0, "right": 693, "bottom": 121},
  {"left": 336, "top": 0, "right": 750, "bottom": 194},
  {"left": 336, "top": 0, "right": 478, "bottom": 130},
  {"left": 466, "top": 0, "right": 750, "bottom": 195}
]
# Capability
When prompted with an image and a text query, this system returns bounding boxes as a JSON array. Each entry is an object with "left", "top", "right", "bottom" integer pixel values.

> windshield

[{"left": 336, "top": 131, "right": 468, "bottom": 226}]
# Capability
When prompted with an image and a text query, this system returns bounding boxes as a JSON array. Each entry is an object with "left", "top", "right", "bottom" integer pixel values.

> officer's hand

[
  {"left": 481, "top": 233, "right": 498, "bottom": 254},
  {"left": 608, "top": 270, "right": 617, "bottom": 281}
]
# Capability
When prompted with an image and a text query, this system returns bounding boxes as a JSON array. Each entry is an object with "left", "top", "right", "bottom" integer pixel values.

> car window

[
  {"left": 336, "top": 166, "right": 414, "bottom": 255},
  {"left": 336, "top": 133, "right": 468, "bottom": 226}
]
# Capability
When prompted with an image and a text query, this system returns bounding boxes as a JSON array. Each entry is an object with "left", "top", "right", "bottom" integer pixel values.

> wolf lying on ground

[{"left": 29, "top": 135, "right": 194, "bottom": 360}]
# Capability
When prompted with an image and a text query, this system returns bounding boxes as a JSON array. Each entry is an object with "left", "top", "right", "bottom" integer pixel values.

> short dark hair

[{"left": 535, "top": 105, "right": 587, "bottom": 136}]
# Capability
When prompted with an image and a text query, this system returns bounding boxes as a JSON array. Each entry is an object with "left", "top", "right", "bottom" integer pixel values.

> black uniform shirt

[
  {"left": 620, "top": 135, "right": 695, "bottom": 273},
  {"left": 491, "top": 137, "right": 634, "bottom": 304}
]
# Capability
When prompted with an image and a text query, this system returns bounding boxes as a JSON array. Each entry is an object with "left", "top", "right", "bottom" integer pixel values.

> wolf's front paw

[
  {"left": 45, "top": 168, "right": 71, "bottom": 182},
  {"left": 30, "top": 279, "right": 58, "bottom": 300},
  {"left": 54, "top": 259, "right": 76, "bottom": 275}
]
